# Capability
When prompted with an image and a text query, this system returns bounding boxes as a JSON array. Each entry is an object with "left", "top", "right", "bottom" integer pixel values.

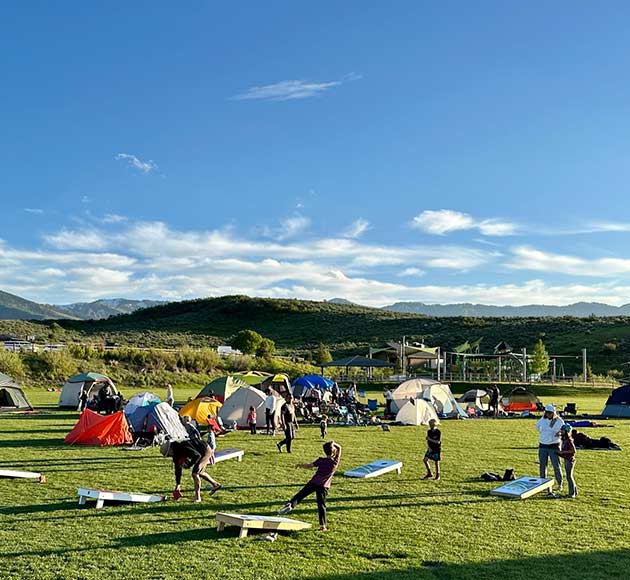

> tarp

[
  {"left": 196, "top": 376, "right": 250, "bottom": 402},
  {"left": 64, "top": 410, "right": 132, "bottom": 446},
  {"left": 602, "top": 385, "right": 630, "bottom": 417},
  {"left": 502, "top": 387, "right": 541, "bottom": 412},
  {"left": 395, "top": 400, "right": 439, "bottom": 426},
  {"left": 58, "top": 373, "right": 117, "bottom": 408},
  {"left": 0, "top": 373, "right": 32, "bottom": 412},
  {"left": 218, "top": 386, "right": 267, "bottom": 428},
  {"left": 179, "top": 397, "right": 222, "bottom": 424}
]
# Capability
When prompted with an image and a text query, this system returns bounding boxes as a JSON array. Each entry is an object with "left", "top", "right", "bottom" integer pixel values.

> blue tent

[
  {"left": 292, "top": 375, "right": 334, "bottom": 398},
  {"left": 602, "top": 384, "right": 630, "bottom": 418}
]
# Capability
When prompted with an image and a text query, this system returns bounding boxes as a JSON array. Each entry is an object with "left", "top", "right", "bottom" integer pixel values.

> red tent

[{"left": 64, "top": 409, "right": 132, "bottom": 446}]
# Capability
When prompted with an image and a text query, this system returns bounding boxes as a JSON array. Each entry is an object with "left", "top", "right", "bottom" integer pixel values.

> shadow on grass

[
  {"left": 294, "top": 549, "right": 630, "bottom": 580},
  {"left": 0, "top": 438, "right": 65, "bottom": 448}
]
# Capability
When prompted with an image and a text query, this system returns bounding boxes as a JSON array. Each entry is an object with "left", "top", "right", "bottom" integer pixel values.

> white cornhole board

[
  {"left": 344, "top": 459, "right": 402, "bottom": 479},
  {"left": 490, "top": 476, "right": 554, "bottom": 499},
  {"left": 77, "top": 488, "right": 166, "bottom": 509},
  {"left": 0, "top": 469, "right": 46, "bottom": 483},
  {"left": 214, "top": 448, "right": 244, "bottom": 463},
  {"left": 216, "top": 512, "right": 311, "bottom": 538}
]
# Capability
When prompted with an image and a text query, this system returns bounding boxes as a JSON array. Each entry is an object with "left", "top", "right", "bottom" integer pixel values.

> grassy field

[{"left": 1, "top": 388, "right": 629, "bottom": 580}]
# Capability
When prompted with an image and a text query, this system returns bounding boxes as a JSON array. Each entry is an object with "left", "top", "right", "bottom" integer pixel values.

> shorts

[{"left": 424, "top": 450, "right": 441, "bottom": 462}]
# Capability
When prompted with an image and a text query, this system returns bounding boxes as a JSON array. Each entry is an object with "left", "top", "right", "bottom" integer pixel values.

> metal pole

[
  {"left": 437, "top": 347, "right": 441, "bottom": 382},
  {"left": 552, "top": 358, "right": 556, "bottom": 383},
  {"left": 582, "top": 348, "right": 587, "bottom": 383},
  {"left": 498, "top": 356, "right": 502, "bottom": 382},
  {"left": 522, "top": 348, "right": 527, "bottom": 382}
]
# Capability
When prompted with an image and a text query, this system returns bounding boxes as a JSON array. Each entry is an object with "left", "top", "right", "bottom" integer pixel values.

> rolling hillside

[{"left": 0, "top": 290, "right": 79, "bottom": 320}]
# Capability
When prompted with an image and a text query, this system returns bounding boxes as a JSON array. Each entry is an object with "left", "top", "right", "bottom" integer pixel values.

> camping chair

[
  {"left": 358, "top": 390, "right": 366, "bottom": 399},
  {"left": 367, "top": 399, "right": 378, "bottom": 411},
  {"left": 563, "top": 402, "right": 577, "bottom": 415}
]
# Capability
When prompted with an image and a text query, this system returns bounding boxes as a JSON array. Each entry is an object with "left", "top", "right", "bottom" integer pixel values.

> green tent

[
  {"left": 196, "top": 375, "right": 250, "bottom": 402},
  {"left": 0, "top": 372, "right": 33, "bottom": 413}
]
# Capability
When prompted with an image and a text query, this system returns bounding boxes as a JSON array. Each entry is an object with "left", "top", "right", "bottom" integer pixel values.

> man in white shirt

[
  {"left": 264, "top": 389, "right": 276, "bottom": 436},
  {"left": 383, "top": 388, "right": 393, "bottom": 415},
  {"left": 536, "top": 404, "right": 564, "bottom": 494}
]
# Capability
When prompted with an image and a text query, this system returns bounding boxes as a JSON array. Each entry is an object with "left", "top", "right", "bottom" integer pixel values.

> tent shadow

[{"left": 0, "top": 438, "right": 65, "bottom": 448}]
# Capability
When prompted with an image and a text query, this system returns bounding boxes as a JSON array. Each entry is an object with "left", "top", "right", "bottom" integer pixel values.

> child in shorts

[{"left": 422, "top": 419, "right": 441, "bottom": 481}]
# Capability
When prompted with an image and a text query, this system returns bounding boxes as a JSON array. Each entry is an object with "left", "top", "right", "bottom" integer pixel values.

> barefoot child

[
  {"left": 279, "top": 441, "right": 342, "bottom": 531},
  {"left": 423, "top": 419, "right": 441, "bottom": 481}
]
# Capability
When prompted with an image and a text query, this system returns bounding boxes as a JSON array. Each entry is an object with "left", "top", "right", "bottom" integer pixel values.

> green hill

[{"left": 0, "top": 290, "right": 79, "bottom": 320}]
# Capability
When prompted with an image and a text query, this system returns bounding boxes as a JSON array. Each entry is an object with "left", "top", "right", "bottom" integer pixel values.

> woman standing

[{"left": 535, "top": 404, "right": 564, "bottom": 495}]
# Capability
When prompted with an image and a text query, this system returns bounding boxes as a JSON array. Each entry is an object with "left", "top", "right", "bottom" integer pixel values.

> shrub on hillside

[
  {"left": 25, "top": 350, "right": 77, "bottom": 381},
  {"left": 230, "top": 330, "right": 263, "bottom": 354},
  {"left": 0, "top": 350, "right": 26, "bottom": 379}
]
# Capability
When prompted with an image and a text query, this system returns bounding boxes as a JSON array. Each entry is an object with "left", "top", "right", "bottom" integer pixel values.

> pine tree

[{"left": 530, "top": 339, "right": 550, "bottom": 376}]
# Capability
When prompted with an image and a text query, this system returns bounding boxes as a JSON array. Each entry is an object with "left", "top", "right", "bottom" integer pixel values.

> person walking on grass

[
  {"left": 279, "top": 441, "right": 342, "bottom": 532},
  {"left": 247, "top": 405, "right": 257, "bottom": 435},
  {"left": 320, "top": 414, "right": 328, "bottom": 439},
  {"left": 536, "top": 404, "right": 564, "bottom": 496},
  {"left": 264, "top": 389, "right": 276, "bottom": 435},
  {"left": 557, "top": 423, "right": 577, "bottom": 499},
  {"left": 166, "top": 383, "right": 174, "bottom": 407},
  {"left": 422, "top": 419, "right": 441, "bottom": 480},
  {"left": 277, "top": 394, "right": 298, "bottom": 453}
]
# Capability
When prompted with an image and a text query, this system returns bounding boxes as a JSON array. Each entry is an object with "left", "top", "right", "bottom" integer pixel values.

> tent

[
  {"left": 602, "top": 384, "right": 630, "bottom": 418},
  {"left": 502, "top": 387, "right": 541, "bottom": 412},
  {"left": 125, "top": 392, "right": 161, "bottom": 416},
  {"left": 0, "top": 372, "right": 32, "bottom": 413},
  {"left": 260, "top": 373, "right": 292, "bottom": 397},
  {"left": 179, "top": 397, "right": 223, "bottom": 424},
  {"left": 292, "top": 375, "right": 334, "bottom": 398},
  {"left": 126, "top": 401, "right": 188, "bottom": 440},
  {"left": 196, "top": 375, "right": 250, "bottom": 402},
  {"left": 64, "top": 409, "right": 132, "bottom": 446},
  {"left": 232, "top": 371, "right": 272, "bottom": 386},
  {"left": 391, "top": 378, "right": 466, "bottom": 418},
  {"left": 395, "top": 400, "right": 439, "bottom": 426},
  {"left": 218, "top": 386, "right": 268, "bottom": 428},
  {"left": 457, "top": 389, "right": 490, "bottom": 413},
  {"left": 58, "top": 372, "right": 118, "bottom": 408}
]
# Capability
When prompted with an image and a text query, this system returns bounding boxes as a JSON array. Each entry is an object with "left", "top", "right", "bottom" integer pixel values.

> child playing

[
  {"left": 320, "top": 415, "right": 328, "bottom": 439},
  {"left": 557, "top": 423, "right": 577, "bottom": 498},
  {"left": 247, "top": 406, "right": 257, "bottom": 435},
  {"left": 278, "top": 441, "right": 342, "bottom": 531},
  {"left": 422, "top": 419, "right": 441, "bottom": 481}
]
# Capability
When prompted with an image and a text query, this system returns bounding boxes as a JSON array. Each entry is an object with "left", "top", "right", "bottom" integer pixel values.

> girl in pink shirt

[{"left": 246, "top": 406, "right": 257, "bottom": 435}]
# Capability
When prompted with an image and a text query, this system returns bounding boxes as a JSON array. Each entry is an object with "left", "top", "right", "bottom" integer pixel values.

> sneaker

[
  {"left": 194, "top": 497, "right": 202, "bottom": 503},
  {"left": 422, "top": 474, "right": 433, "bottom": 480},
  {"left": 264, "top": 533, "right": 278, "bottom": 542},
  {"left": 434, "top": 475, "right": 441, "bottom": 481},
  {"left": 319, "top": 526, "right": 329, "bottom": 532},
  {"left": 277, "top": 442, "right": 282, "bottom": 453},
  {"left": 278, "top": 503, "right": 293, "bottom": 515},
  {"left": 208, "top": 484, "right": 222, "bottom": 496}
]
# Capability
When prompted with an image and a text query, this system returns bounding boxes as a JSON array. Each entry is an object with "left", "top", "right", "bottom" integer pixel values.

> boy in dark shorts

[
  {"left": 278, "top": 441, "right": 342, "bottom": 531},
  {"left": 422, "top": 419, "right": 441, "bottom": 481}
]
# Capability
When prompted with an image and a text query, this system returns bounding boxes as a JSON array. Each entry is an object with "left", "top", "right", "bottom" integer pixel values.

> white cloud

[
  {"left": 44, "top": 229, "right": 109, "bottom": 251},
  {"left": 233, "top": 74, "right": 360, "bottom": 102},
  {"left": 24, "top": 208, "right": 44, "bottom": 215},
  {"left": 115, "top": 153, "right": 158, "bottom": 174},
  {"left": 263, "top": 215, "right": 310, "bottom": 241},
  {"left": 412, "top": 209, "right": 517, "bottom": 237},
  {"left": 508, "top": 246, "right": 630, "bottom": 277},
  {"left": 102, "top": 213, "right": 128, "bottom": 224},
  {"left": 343, "top": 218, "right": 370, "bottom": 239},
  {"left": 399, "top": 267, "right": 424, "bottom": 277}
]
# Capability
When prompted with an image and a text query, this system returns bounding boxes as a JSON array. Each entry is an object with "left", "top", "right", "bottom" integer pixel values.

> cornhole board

[
  {"left": 214, "top": 448, "right": 244, "bottom": 463},
  {"left": 0, "top": 469, "right": 46, "bottom": 483},
  {"left": 216, "top": 512, "right": 311, "bottom": 538},
  {"left": 490, "top": 476, "right": 553, "bottom": 499},
  {"left": 77, "top": 488, "right": 166, "bottom": 509},
  {"left": 344, "top": 459, "right": 402, "bottom": 479}
]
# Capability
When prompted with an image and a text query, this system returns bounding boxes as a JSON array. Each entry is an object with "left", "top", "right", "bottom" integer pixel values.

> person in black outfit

[
  {"left": 277, "top": 394, "right": 299, "bottom": 453},
  {"left": 489, "top": 385, "right": 500, "bottom": 416}
]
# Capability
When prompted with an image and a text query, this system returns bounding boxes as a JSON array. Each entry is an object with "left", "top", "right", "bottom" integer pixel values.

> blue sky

[{"left": 3, "top": 2, "right": 630, "bottom": 306}]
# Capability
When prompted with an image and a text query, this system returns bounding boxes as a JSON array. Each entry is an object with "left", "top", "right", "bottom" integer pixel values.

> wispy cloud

[
  {"left": 24, "top": 208, "right": 44, "bottom": 215},
  {"left": 399, "top": 267, "right": 424, "bottom": 277},
  {"left": 102, "top": 213, "right": 128, "bottom": 224},
  {"left": 343, "top": 218, "right": 370, "bottom": 239},
  {"left": 115, "top": 153, "right": 158, "bottom": 174},
  {"left": 412, "top": 209, "right": 517, "bottom": 237},
  {"left": 263, "top": 215, "right": 311, "bottom": 241},
  {"left": 233, "top": 74, "right": 360, "bottom": 102}
]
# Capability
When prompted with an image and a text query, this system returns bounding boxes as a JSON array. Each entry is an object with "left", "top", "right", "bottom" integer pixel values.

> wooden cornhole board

[
  {"left": 490, "top": 476, "right": 554, "bottom": 499},
  {"left": 214, "top": 448, "right": 244, "bottom": 463},
  {"left": 216, "top": 512, "right": 312, "bottom": 538},
  {"left": 77, "top": 488, "right": 166, "bottom": 509},
  {"left": 344, "top": 459, "right": 402, "bottom": 479},
  {"left": 0, "top": 469, "right": 46, "bottom": 483}
]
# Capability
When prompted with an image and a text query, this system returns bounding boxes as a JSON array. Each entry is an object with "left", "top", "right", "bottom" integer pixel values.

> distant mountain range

[
  {"left": 0, "top": 291, "right": 167, "bottom": 320},
  {"left": 382, "top": 301, "right": 630, "bottom": 317}
]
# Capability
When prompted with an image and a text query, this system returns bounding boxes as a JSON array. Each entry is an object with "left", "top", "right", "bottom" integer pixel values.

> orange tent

[{"left": 64, "top": 409, "right": 132, "bottom": 446}]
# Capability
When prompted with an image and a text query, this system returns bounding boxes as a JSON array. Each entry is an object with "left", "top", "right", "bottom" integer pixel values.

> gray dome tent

[{"left": 0, "top": 372, "right": 32, "bottom": 413}]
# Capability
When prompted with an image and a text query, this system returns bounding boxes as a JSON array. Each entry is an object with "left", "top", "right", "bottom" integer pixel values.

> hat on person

[
  {"left": 561, "top": 423, "right": 572, "bottom": 433},
  {"left": 544, "top": 404, "right": 556, "bottom": 413}
]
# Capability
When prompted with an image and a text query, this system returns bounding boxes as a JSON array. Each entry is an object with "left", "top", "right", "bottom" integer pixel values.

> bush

[
  {"left": 0, "top": 350, "right": 26, "bottom": 378},
  {"left": 256, "top": 338, "right": 276, "bottom": 359},
  {"left": 25, "top": 350, "right": 77, "bottom": 381},
  {"left": 230, "top": 330, "right": 263, "bottom": 355}
]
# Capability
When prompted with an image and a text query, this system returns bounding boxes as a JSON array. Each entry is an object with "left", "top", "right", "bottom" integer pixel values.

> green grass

[{"left": 1, "top": 389, "right": 629, "bottom": 580}]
